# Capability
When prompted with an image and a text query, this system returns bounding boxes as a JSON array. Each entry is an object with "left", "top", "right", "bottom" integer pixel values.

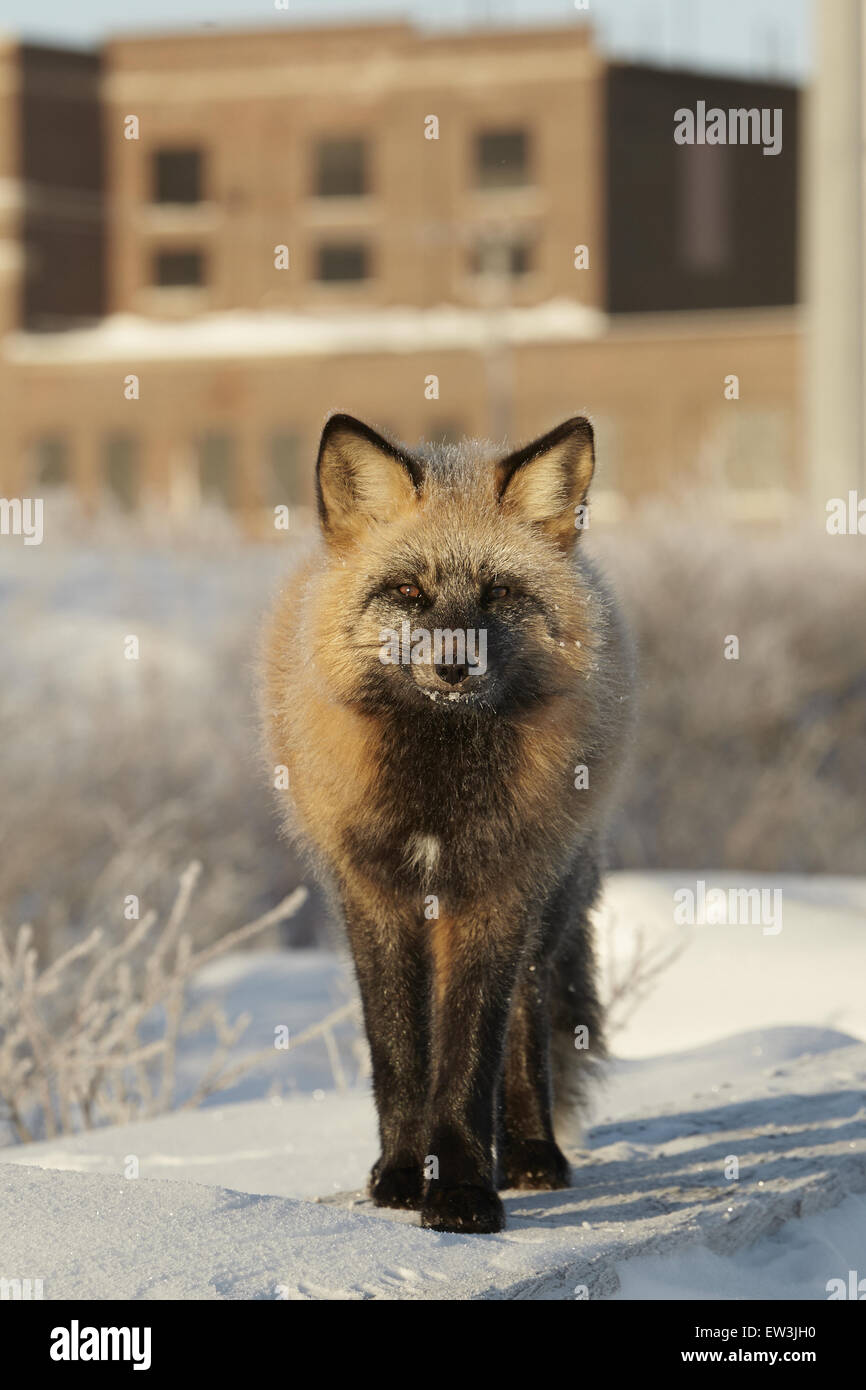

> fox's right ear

[{"left": 315, "top": 414, "right": 423, "bottom": 543}]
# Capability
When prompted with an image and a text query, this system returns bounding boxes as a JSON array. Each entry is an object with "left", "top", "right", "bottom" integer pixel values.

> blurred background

[{"left": 0, "top": 0, "right": 863, "bottom": 967}]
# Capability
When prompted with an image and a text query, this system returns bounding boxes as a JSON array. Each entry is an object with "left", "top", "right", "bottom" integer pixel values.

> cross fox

[{"left": 262, "top": 413, "right": 634, "bottom": 1234}]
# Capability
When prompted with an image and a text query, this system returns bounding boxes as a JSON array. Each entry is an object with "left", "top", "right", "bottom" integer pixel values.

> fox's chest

[
  {"left": 334, "top": 723, "right": 563, "bottom": 896},
  {"left": 293, "top": 699, "right": 579, "bottom": 896},
  {"left": 339, "top": 803, "right": 505, "bottom": 900}
]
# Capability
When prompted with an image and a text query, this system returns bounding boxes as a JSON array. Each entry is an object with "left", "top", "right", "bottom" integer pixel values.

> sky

[{"left": 0, "top": 0, "right": 812, "bottom": 81}]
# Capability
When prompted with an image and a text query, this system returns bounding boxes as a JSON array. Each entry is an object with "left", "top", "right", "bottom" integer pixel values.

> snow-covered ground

[{"left": 2, "top": 873, "right": 865, "bottom": 1300}]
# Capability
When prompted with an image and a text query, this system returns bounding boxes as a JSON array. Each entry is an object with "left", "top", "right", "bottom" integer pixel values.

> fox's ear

[
  {"left": 496, "top": 417, "right": 595, "bottom": 548},
  {"left": 316, "top": 414, "right": 422, "bottom": 542}
]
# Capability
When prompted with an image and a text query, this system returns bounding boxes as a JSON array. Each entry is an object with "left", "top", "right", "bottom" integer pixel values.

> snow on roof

[{"left": 4, "top": 299, "right": 606, "bottom": 366}]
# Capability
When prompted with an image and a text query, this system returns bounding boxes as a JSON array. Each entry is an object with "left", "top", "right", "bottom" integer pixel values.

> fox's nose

[{"left": 435, "top": 663, "right": 468, "bottom": 686}]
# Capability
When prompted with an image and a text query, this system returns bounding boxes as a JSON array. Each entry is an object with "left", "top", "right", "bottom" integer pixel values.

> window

[
  {"left": 104, "top": 435, "right": 139, "bottom": 510},
  {"left": 198, "top": 432, "right": 235, "bottom": 507},
  {"left": 316, "top": 242, "right": 370, "bottom": 282},
  {"left": 153, "top": 149, "right": 203, "bottom": 204},
  {"left": 315, "top": 138, "right": 368, "bottom": 198},
  {"left": 154, "top": 250, "right": 205, "bottom": 287},
  {"left": 677, "top": 144, "right": 731, "bottom": 273},
  {"left": 476, "top": 129, "right": 530, "bottom": 189},
  {"left": 32, "top": 437, "right": 68, "bottom": 488},
  {"left": 268, "top": 432, "right": 304, "bottom": 506},
  {"left": 470, "top": 237, "right": 532, "bottom": 277}
]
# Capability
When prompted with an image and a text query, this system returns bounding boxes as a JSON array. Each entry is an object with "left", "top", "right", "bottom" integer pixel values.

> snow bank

[
  {"left": 3, "top": 1029, "right": 865, "bottom": 1300},
  {"left": 2, "top": 873, "right": 864, "bottom": 1299},
  {"left": 597, "top": 872, "right": 866, "bottom": 1056},
  {"left": 4, "top": 299, "right": 606, "bottom": 365}
]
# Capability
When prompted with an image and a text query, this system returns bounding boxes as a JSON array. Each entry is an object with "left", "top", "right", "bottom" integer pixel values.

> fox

[{"left": 261, "top": 412, "right": 634, "bottom": 1234}]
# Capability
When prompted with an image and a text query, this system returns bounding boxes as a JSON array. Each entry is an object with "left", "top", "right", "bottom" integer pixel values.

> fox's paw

[
  {"left": 421, "top": 1184, "right": 505, "bottom": 1234},
  {"left": 498, "top": 1139, "right": 572, "bottom": 1191},
  {"left": 368, "top": 1161, "right": 424, "bottom": 1210}
]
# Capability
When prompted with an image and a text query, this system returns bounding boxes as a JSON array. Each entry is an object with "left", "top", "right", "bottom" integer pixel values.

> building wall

[
  {"left": 606, "top": 65, "right": 799, "bottom": 313},
  {"left": 102, "top": 23, "right": 605, "bottom": 317},
  {"left": 0, "top": 23, "right": 805, "bottom": 524},
  {"left": 0, "top": 38, "right": 24, "bottom": 339},
  {"left": 1, "top": 308, "right": 801, "bottom": 521},
  {"left": 803, "top": 0, "right": 866, "bottom": 510},
  {"left": 19, "top": 45, "right": 105, "bottom": 329}
]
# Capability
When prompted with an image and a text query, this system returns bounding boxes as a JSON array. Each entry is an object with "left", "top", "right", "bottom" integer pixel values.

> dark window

[
  {"left": 476, "top": 129, "right": 530, "bottom": 189},
  {"left": 153, "top": 149, "right": 203, "bottom": 204},
  {"left": 104, "top": 435, "right": 139, "bottom": 510},
  {"left": 316, "top": 242, "right": 369, "bottom": 282},
  {"left": 268, "top": 432, "right": 304, "bottom": 506},
  {"left": 33, "top": 437, "right": 68, "bottom": 488},
  {"left": 471, "top": 238, "right": 532, "bottom": 277},
  {"left": 677, "top": 144, "right": 731, "bottom": 273},
  {"left": 198, "top": 432, "right": 235, "bottom": 507},
  {"left": 315, "top": 138, "right": 368, "bottom": 197},
  {"left": 154, "top": 250, "right": 205, "bottom": 287}
]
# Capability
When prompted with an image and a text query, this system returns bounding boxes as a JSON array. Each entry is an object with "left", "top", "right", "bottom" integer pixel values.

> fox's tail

[{"left": 548, "top": 849, "right": 608, "bottom": 1142}]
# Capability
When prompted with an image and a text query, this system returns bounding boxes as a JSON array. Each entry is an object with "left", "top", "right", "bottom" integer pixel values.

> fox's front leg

[
  {"left": 343, "top": 894, "right": 429, "bottom": 1209},
  {"left": 421, "top": 908, "right": 525, "bottom": 1234}
]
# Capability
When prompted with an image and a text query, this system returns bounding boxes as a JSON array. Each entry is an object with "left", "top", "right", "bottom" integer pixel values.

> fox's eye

[
  {"left": 488, "top": 585, "right": 510, "bottom": 600},
  {"left": 396, "top": 583, "right": 422, "bottom": 600}
]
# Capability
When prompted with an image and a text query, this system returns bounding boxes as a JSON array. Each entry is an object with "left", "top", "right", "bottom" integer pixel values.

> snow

[
  {"left": 1, "top": 872, "right": 865, "bottom": 1300},
  {"left": 596, "top": 872, "right": 866, "bottom": 1056},
  {"left": 3, "top": 299, "right": 606, "bottom": 365},
  {"left": 611, "top": 1197, "right": 866, "bottom": 1301},
  {"left": 3, "top": 1032, "right": 865, "bottom": 1300}
]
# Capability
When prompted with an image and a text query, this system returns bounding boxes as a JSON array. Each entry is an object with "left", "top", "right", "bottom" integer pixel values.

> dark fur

[{"left": 261, "top": 414, "right": 634, "bottom": 1232}]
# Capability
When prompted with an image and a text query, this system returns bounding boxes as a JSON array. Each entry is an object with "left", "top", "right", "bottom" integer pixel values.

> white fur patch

[{"left": 405, "top": 832, "right": 441, "bottom": 877}]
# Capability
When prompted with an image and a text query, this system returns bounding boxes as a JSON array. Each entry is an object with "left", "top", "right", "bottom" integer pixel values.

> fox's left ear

[{"left": 496, "top": 417, "right": 595, "bottom": 548}]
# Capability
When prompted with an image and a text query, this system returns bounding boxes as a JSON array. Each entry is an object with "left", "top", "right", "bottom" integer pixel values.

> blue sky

[{"left": 2, "top": 0, "right": 811, "bottom": 80}]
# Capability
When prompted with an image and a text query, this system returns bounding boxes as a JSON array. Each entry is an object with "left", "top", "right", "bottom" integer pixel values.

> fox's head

[{"left": 310, "top": 413, "right": 602, "bottom": 716}]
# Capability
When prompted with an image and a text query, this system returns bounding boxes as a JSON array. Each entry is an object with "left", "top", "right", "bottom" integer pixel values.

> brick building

[{"left": 0, "top": 21, "right": 802, "bottom": 522}]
